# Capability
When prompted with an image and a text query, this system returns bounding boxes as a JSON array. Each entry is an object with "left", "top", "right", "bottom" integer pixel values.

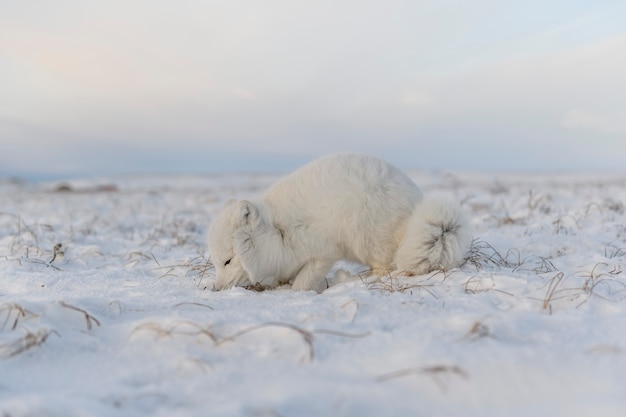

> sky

[{"left": 1, "top": 0, "right": 625, "bottom": 178}]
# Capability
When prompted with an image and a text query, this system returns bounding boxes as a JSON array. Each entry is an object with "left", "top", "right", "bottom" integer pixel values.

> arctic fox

[{"left": 208, "top": 153, "right": 471, "bottom": 291}]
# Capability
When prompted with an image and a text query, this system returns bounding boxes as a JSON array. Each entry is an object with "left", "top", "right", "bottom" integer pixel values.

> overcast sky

[{"left": 1, "top": 1, "right": 625, "bottom": 178}]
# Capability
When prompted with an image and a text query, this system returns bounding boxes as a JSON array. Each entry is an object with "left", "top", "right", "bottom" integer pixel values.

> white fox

[{"left": 208, "top": 153, "right": 471, "bottom": 291}]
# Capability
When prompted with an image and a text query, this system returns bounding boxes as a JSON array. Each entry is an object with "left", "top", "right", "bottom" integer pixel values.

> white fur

[{"left": 208, "top": 153, "right": 472, "bottom": 291}]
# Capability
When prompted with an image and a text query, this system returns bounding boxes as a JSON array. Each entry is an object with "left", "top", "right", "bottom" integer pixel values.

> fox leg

[{"left": 291, "top": 259, "right": 335, "bottom": 292}]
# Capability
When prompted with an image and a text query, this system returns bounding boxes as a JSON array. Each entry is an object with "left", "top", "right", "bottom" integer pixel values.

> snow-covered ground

[{"left": 1, "top": 170, "right": 626, "bottom": 417}]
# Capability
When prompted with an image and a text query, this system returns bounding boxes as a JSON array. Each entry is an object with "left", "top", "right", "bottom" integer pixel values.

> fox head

[{"left": 208, "top": 199, "right": 261, "bottom": 290}]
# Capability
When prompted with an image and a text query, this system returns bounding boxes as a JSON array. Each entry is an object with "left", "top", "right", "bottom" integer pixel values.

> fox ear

[{"left": 237, "top": 200, "right": 258, "bottom": 226}]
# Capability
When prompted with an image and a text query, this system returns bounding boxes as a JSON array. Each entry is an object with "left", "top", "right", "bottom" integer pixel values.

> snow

[{"left": 1, "top": 170, "right": 626, "bottom": 416}]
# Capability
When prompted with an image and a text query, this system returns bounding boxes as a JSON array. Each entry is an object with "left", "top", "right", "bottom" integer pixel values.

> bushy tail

[{"left": 394, "top": 196, "right": 472, "bottom": 275}]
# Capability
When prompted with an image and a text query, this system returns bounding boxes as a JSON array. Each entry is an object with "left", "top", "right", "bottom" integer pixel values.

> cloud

[
  {"left": 1, "top": 1, "right": 626, "bottom": 175},
  {"left": 562, "top": 109, "right": 626, "bottom": 134}
]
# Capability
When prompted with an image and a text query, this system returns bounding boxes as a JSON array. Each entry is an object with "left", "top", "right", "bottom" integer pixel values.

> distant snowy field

[{"left": 1, "top": 170, "right": 626, "bottom": 417}]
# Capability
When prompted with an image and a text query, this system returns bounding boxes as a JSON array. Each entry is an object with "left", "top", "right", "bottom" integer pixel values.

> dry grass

[
  {"left": 0, "top": 213, "right": 64, "bottom": 265},
  {"left": 1, "top": 241, "right": 65, "bottom": 271},
  {"left": 552, "top": 215, "right": 580, "bottom": 235},
  {"left": 0, "top": 328, "right": 57, "bottom": 359},
  {"left": 148, "top": 255, "right": 215, "bottom": 288},
  {"left": 463, "top": 276, "right": 514, "bottom": 297},
  {"left": 131, "top": 320, "right": 217, "bottom": 343},
  {"left": 580, "top": 263, "right": 626, "bottom": 303},
  {"left": 187, "top": 257, "right": 215, "bottom": 288},
  {"left": 604, "top": 245, "right": 625, "bottom": 260},
  {"left": 1, "top": 303, "right": 37, "bottom": 331},
  {"left": 363, "top": 269, "right": 443, "bottom": 297},
  {"left": 243, "top": 283, "right": 267, "bottom": 292},
  {"left": 130, "top": 320, "right": 369, "bottom": 363},
  {"left": 341, "top": 299, "right": 360, "bottom": 323},
  {"left": 1, "top": 302, "right": 99, "bottom": 359},
  {"left": 461, "top": 319, "right": 492, "bottom": 342},
  {"left": 462, "top": 239, "right": 507, "bottom": 271},
  {"left": 59, "top": 302, "right": 101, "bottom": 331},
  {"left": 172, "top": 302, "right": 214, "bottom": 310},
  {"left": 541, "top": 272, "right": 567, "bottom": 312},
  {"left": 218, "top": 322, "right": 315, "bottom": 362},
  {"left": 513, "top": 255, "right": 558, "bottom": 274},
  {"left": 458, "top": 233, "right": 626, "bottom": 313},
  {"left": 376, "top": 364, "right": 469, "bottom": 392},
  {"left": 533, "top": 263, "right": 626, "bottom": 313},
  {"left": 218, "top": 323, "right": 369, "bottom": 363}
]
